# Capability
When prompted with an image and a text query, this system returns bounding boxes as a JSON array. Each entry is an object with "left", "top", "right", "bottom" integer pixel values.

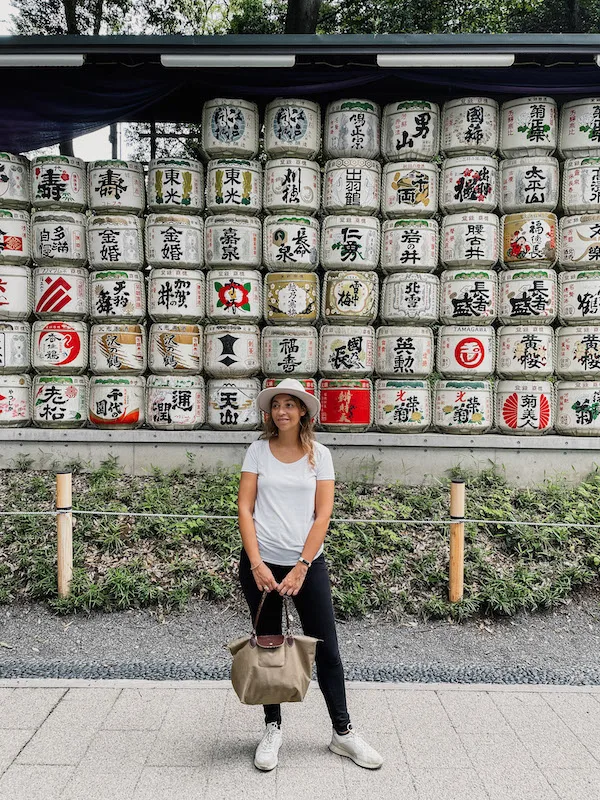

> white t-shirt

[{"left": 241, "top": 438, "right": 335, "bottom": 565}]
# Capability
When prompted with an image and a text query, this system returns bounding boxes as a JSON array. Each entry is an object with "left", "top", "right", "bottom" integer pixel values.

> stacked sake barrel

[
  {"left": 376, "top": 100, "right": 440, "bottom": 432},
  {"left": 85, "top": 158, "right": 147, "bottom": 428},
  {"left": 201, "top": 99, "right": 263, "bottom": 430}
]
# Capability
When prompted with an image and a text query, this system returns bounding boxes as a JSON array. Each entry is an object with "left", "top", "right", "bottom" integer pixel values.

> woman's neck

[{"left": 273, "top": 427, "right": 302, "bottom": 448}]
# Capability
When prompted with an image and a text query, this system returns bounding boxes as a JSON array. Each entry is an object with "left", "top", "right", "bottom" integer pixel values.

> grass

[{"left": 0, "top": 457, "right": 599, "bottom": 620}]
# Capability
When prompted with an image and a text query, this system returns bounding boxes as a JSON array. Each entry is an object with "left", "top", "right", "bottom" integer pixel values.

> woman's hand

[
  {"left": 277, "top": 564, "right": 308, "bottom": 597},
  {"left": 252, "top": 562, "right": 279, "bottom": 593}
]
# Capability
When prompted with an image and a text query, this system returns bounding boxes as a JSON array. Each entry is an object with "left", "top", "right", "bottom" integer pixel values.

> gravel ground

[{"left": 1, "top": 592, "right": 600, "bottom": 684}]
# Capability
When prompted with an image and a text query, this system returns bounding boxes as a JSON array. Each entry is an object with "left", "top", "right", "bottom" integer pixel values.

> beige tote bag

[{"left": 228, "top": 590, "right": 320, "bottom": 705}]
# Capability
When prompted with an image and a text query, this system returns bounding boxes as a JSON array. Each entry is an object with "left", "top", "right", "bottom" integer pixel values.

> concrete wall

[{"left": 1, "top": 429, "right": 600, "bottom": 485}]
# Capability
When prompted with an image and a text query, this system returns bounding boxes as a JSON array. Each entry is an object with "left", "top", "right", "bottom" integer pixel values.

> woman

[{"left": 237, "top": 377, "right": 383, "bottom": 772}]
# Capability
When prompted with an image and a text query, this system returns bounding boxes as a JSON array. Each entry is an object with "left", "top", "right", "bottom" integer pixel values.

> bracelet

[
  {"left": 298, "top": 557, "right": 311, "bottom": 568},
  {"left": 250, "top": 560, "right": 263, "bottom": 572}
]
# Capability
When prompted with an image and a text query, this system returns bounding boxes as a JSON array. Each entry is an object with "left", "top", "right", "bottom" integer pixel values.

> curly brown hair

[{"left": 260, "top": 395, "right": 316, "bottom": 468}]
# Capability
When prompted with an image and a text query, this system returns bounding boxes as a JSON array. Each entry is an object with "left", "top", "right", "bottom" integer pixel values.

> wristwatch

[{"left": 298, "top": 557, "right": 312, "bottom": 568}]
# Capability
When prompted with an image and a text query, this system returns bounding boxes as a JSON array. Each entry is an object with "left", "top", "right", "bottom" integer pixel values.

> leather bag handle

[{"left": 252, "top": 589, "right": 292, "bottom": 637}]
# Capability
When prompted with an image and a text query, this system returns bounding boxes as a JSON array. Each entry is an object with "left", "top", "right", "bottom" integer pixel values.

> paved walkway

[{"left": 1, "top": 679, "right": 600, "bottom": 799}]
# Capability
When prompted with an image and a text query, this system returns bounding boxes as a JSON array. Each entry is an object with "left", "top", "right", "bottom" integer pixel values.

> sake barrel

[
  {"left": 0, "top": 321, "right": 29, "bottom": 374},
  {"left": 33, "top": 266, "right": 88, "bottom": 320},
  {"left": 264, "top": 272, "right": 319, "bottom": 326},
  {"left": 0, "top": 153, "right": 29, "bottom": 210},
  {"left": 500, "top": 97, "right": 558, "bottom": 158},
  {"left": 324, "top": 99, "right": 381, "bottom": 160},
  {"left": 497, "top": 325, "right": 555, "bottom": 379},
  {"left": 500, "top": 156, "right": 559, "bottom": 215},
  {"left": 375, "top": 379, "right": 431, "bottom": 432},
  {"left": 562, "top": 158, "right": 600, "bottom": 215},
  {"left": 264, "top": 158, "right": 320, "bottom": 216},
  {"left": 89, "top": 323, "right": 146, "bottom": 375},
  {"left": 145, "top": 214, "right": 204, "bottom": 269},
  {"left": 496, "top": 380, "right": 554, "bottom": 434},
  {"left": 32, "top": 374, "right": 87, "bottom": 428},
  {"left": 559, "top": 215, "right": 600, "bottom": 271},
  {"left": 441, "top": 97, "right": 499, "bottom": 156},
  {"left": 262, "top": 326, "right": 318, "bottom": 378},
  {"left": 264, "top": 215, "right": 319, "bottom": 272},
  {"left": 89, "top": 270, "right": 145, "bottom": 323},
  {"left": 0, "top": 265, "right": 32, "bottom": 321},
  {"left": 380, "top": 272, "right": 439, "bottom": 325},
  {"left": 148, "top": 323, "right": 202, "bottom": 374},
  {"left": 87, "top": 215, "right": 144, "bottom": 271},
  {"left": 206, "top": 159, "right": 262, "bottom": 216},
  {"left": 88, "top": 160, "right": 145, "bottom": 215},
  {"left": 499, "top": 268, "right": 557, "bottom": 325},
  {"left": 202, "top": 98, "right": 259, "bottom": 159},
  {"left": 204, "top": 323, "right": 260, "bottom": 378},
  {"left": 441, "top": 213, "right": 499, "bottom": 269},
  {"left": 559, "top": 269, "right": 600, "bottom": 325},
  {"left": 262, "top": 376, "right": 317, "bottom": 394},
  {"left": 376, "top": 325, "right": 434, "bottom": 378},
  {"left": 559, "top": 98, "right": 600, "bottom": 159},
  {"left": 440, "top": 268, "right": 497, "bottom": 325},
  {"left": 323, "top": 158, "right": 380, "bottom": 216},
  {"left": 381, "top": 161, "right": 439, "bottom": 219},
  {"left": 322, "top": 270, "right": 378, "bottom": 325},
  {"left": 437, "top": 325, "right": 495, "bottom": 379},
  {"left": 321, "top": 216, "right": 380, "bottom": 271},
  {"left": 206, "top": 269, "right": 262, "bottom": 324},
  {"left": 319, "top": 325, "right": 375, "bottom": 378},
  {"left": 0, "top": 374, "right": 30, "bottom": 426},
  {"left": 88, "top": 375, "right": 145, "bottom": 428},
  {"left": 147, "top": 158, "right": 204, "bottom": 215},
  {"left": 148, "top": 268, "right": 205, "bottom": 323},
  {"left": 382, "top": 219, "right": 438, "bottom": 274},
  {"left": 557, "top": 325, "right": 600, "bottom": 379},
  {"left": 31, "top": 155, "right": 87, "bottom": 211},
  {"left": 501, "top": 212, "right": 557, "bottom": 269},
  {"left": 381, "top": 100, "right": 440, "bottom": 163},
  {"left": 319, "top": 378, "right": 373, "bottom": 432},
  {"left": 205, "top": 214, "right": 261, "bottom": 269},
  {"left": 440, "top": 156, "right": 498, "bottom": 214},
  {"left": 32, "top": 210, "right": 86, "bottom": 267},
  {"left": 434, "top": 379, "right": 493, "bottom": 434},
  {"left": 207, "top": 377, "right": 260, "bottom": 430},
  {"left": 556, "top": 380, "right": 600, "bottom": 435},
  {"left": 146, "top": 374, "right": 205, "bottom": 430},
  {"left": 0, "top": 209, "right": 30, "bottom": 266},
  {"left": 31, "top": 320, "right": 87, "bottom": 375},
  {"left": 265, "top": 98, "right": 321, "bottom": 160}
]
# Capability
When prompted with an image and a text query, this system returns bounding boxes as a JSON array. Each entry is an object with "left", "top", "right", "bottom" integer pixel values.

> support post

[
  {"left": 56, "top": 472, "right": 73, "bottom": 599},
  {"left": 449, "top": 479, "right": 465, "bottom": 603}
]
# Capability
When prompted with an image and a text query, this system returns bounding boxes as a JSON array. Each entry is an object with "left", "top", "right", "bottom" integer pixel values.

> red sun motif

[
  {"left": 502, "top": 392, "right": 550, "bottom": 430},
  {"left": 218, "top": 281, "right": 249, "bottom": 310},
  {"left": 39, "top": 322, "right": 81, "bottom": 365},
  {"left": 454, "top": 337, "right": 485, "bottom": 369}
]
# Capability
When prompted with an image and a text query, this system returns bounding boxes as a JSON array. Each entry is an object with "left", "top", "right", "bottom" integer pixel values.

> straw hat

[{"left": 256, "top": 378, "right": 320, "bottom": 419}]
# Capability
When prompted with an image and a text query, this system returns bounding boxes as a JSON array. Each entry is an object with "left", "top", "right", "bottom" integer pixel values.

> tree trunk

[
  {"left": 62, "top": 0, "right": 79, "bottom": 33},
  {"left": 569, "top": 0, "right": 581, "bottom": 31},
  {"left": 93, "top": 0, "right": 104, "bottom": 34},
  {"left": 285, "top": 0, "right": 322, "bottom": 33},
  {"left": 59, "top": 140, "right": 75, "bottom": 157}
]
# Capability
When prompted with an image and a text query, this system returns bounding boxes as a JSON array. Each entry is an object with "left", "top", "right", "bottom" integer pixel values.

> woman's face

[{"left": 269, "top": 393, "right": 305, "bottom": 432}]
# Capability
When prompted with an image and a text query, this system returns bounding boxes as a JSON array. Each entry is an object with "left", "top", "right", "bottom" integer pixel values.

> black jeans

[{"left": 239, "top": 549, "right": 351, "bottom": 734}]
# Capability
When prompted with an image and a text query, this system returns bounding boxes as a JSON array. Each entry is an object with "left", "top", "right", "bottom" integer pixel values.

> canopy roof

[{"left": 4, "top": 33, "right": 600, "bottom": 152}]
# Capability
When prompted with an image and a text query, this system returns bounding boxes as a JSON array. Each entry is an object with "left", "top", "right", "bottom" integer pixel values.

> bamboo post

[
  {"left": 449, "top": 479, "right": 465, "bottom": 603},
  {"left": 56, "top": 472, "right": 73, "bottom": 599}
]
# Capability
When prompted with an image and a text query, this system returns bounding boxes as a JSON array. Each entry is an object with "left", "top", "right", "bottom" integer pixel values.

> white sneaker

[
  {"left": 254, "top": 722, "right": 282, "bottom": 771},
  {"left": 329, "top": 727, "right": 384, "bottom": 769}
]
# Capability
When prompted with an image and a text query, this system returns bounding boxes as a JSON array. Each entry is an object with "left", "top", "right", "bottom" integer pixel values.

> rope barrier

[{"left": 1, "top": 507, "right": 600, "bottom": 529}]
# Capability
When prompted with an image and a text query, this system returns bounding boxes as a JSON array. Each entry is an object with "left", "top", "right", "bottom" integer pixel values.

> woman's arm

[
  {"left": 277, "top": 479, "right": 335, "bottom": 597},
  {"left": 238, "top": 471, "right": 279, "bottom": 592}
]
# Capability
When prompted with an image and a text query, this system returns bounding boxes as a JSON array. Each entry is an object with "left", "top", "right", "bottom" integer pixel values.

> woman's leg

[
  {"left": 239, "top": 549, "right": 285, "bottom": 726},
  {"left": 291, "top": 556, "right": 351, "bottom": 734}
]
